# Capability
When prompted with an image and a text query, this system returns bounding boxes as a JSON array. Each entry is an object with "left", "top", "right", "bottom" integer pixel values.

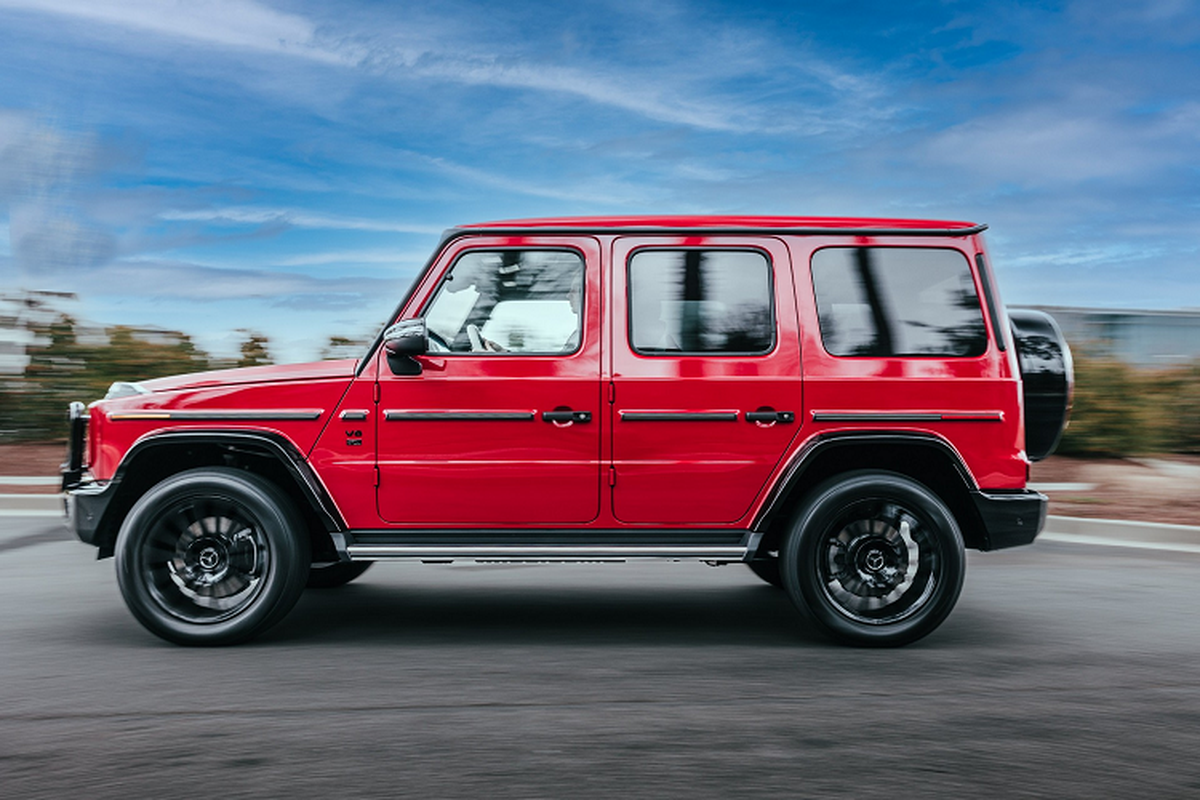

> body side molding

[
  {"left": 109, "top": 409, "right": 323, "bottom": 421},
  {"left": 620, "top": 411, "right": 739, "bottom": 422},
  {"left": 384, "top": 411, "right": 535, "bottom": 421},
  {"left": 810, "top": 411, "right": 1004, "bottom": 423}
]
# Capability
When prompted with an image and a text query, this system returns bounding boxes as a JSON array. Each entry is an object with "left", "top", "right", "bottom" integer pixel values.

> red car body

[{"left": 64, "top": 216, "right": 1070, "bottom": 646}]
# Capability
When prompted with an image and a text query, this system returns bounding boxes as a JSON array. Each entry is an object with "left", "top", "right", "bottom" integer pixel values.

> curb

[
  {"left": 1045, "top": 514, "right": 1200, "bottom": 544},
  {"left": 0, "top": 493, "right": 66, "bottom": 518},
  {"left": 1042, "top": 514, "right": 1200, "bottom": 552}
]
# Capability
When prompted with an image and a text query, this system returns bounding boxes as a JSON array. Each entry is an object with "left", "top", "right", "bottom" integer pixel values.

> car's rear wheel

[
  {"left": 306, "top": 561, "right": 372, "bottom": 589},
  {"left": 115, "top": 468, "right": 309, "bottom": 646},
  {"left": 781, "top": 471, "right": 965, "bottom": 647}
]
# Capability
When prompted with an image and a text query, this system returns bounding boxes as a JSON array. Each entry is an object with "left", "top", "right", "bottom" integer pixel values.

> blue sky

[{"left": 0, "top": 0, "right": 1197, "bottom": 362}]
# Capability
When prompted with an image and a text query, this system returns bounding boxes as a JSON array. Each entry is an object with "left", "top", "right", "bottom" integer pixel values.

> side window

[
  {"left": 424, "top": 250, "right": 584, "bottom": 354},
  {"left": 811, "top": 247, "right": 987, "bottom": 357},
  {"left": 628, "top": 250, "right": 774, "bottom": 355}
]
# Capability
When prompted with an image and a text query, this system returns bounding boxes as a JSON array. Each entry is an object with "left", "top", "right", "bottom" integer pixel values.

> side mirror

[
  {"left": 383, "top": 318, "right": 429, "bottom": 357},
  {"left": 382, "top": 319, "right": 427, "bottom": 376}
]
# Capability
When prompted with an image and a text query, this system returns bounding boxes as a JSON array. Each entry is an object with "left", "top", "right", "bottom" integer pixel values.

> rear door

[{"left": 610, "top": 236, "right": 802, "bottom": 524}]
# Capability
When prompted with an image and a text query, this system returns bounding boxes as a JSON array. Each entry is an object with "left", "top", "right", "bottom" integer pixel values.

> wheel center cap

[
  {"left": 198, "top": 547, "right": 222, "bottom": 571},
  {"left": 864, "top": 549, "right": 886, "bottom": 573}
]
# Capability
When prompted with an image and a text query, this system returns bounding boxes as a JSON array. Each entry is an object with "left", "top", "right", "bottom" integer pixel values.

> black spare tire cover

[{"left": 1009, "top": 309, "right": 1074, "bottom": 461}]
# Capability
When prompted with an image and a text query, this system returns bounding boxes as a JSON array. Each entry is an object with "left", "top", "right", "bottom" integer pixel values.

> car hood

[{"left": 133, "top": 359, "right": 359, "bottom": 394}]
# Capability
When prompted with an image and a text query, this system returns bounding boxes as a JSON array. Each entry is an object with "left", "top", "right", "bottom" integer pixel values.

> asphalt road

[{"left": 3, "top": 517, "right": 1200, "bottom": 799}]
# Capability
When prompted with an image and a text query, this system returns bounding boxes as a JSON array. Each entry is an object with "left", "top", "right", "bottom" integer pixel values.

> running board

[{"left": 337, "top": 531, "right": 759, "bottom": 563}]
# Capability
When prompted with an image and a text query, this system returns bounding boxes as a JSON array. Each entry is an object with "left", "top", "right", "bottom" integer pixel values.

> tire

[
  {"left": 114, "top": 468, "right": 310, "bottom": 646},
  {"left": 306, "top": 561, "right": 372, "bottom": 589},
  {"left": 781, "top": 471, "right": 965, "bottom": 647},
  {"left": 746, "top": 560, "right": 783, "bottom": 588}
]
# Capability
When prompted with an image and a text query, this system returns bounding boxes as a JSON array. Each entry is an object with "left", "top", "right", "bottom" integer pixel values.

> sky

[{"left": 0, "top": 0, "right": 1198, "bottom": 363}]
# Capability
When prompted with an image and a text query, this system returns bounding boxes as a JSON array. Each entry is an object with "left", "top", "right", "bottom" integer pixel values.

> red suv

[{"left": 62, "top": 216, "right": 1072, "bottom": 647}]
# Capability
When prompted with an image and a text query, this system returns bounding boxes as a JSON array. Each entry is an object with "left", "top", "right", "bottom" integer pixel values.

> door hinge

[
  {"left": 374, "top": 465, "right": 380, "bottom": 488},
  {"left": 609, "top": 466, "right": 616, "bottom": 486},
  {"left": 608, "top": 382, "right": 616, "bottom": 404},
  {"left": 373, "top": 382, "right": 380, "bottom": 403}
]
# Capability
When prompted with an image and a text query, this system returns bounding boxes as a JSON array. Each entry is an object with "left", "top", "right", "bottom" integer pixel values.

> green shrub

[{"left": 1057, "top": 352, "right": 1198, "bottom": 457}]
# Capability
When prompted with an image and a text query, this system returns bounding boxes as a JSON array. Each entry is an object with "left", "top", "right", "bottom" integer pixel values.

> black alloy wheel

[
  {"left": 781, "top": 471, "right": 965, "bottom": 647},
  {"left": 115, "top": 468, "right": 309, "bottom": 646}
]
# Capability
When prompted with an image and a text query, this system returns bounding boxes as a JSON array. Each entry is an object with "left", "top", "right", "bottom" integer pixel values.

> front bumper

[
  {"left": 65, "top": 481, "right": 116, "bottom": 549},
  {"left": 971, "top": 489, "right": 1048, "bottom": 551},
  {"left": 61, "top": 400, "right": 117, "bottom": 552}
]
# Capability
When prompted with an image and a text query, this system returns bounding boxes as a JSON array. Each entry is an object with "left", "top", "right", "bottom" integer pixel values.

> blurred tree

[
  {"left": 1057, "top": 353, "right": 1166, "bottom": 456},
  {"left": 236, "top": 330, "right": 272, "bottom": 368},
  {"left": 1165, "top": 363, "right": 1200, "bottom": 453},
  {"left": 320, "top": 334, "right": 371, "bottom": 361},
  {"left": 4, "top": 317, "right": 209, "bottom": 441}
]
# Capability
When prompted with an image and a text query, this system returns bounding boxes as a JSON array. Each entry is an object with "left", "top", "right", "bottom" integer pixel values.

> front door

[
  {"left": 610, "top": 236, "right": 802, "bottom": 524},
  {"left": 377, "top": 237, "right": 602, "bottom": 525}
]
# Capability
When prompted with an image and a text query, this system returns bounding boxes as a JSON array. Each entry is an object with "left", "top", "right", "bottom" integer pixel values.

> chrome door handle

[
  {"left": 745, "top": 410, "right": 794, "bottom": 424},
  {"left": 543, "top": 409, "right": 592, "bottom": 423}
]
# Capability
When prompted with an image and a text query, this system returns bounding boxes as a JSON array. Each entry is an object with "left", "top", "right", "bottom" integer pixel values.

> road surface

[{"left": 2, "top": 516, "right": 1199, "bottom": 798}]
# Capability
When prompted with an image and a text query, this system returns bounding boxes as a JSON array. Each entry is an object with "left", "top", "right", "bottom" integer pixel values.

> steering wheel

[{"left": 467, "top": 323, "right": 506, "bottom": 353}]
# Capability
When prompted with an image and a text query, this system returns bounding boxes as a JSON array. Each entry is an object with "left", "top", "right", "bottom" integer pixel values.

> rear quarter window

[{"left": 811, "top": 247, "right": 987, "bottom": 357}]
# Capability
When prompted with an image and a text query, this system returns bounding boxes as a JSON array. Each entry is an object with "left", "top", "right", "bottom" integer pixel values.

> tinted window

[
  {"left": 811, "top": 247, "right": 987, "bottom": 357},
  {"left": 425, "top": 250, "right": 584, "bottom": 354},
  {"left": 629, "top": 250, "right": 773, "bottom": 354}
]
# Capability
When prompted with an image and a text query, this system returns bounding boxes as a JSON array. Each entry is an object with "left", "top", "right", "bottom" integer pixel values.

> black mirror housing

[{"left": 383, "top": 318, "right": 429, "bottom": 357}]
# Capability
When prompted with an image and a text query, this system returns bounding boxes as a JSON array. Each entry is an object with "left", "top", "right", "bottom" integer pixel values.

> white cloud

[
  {"left": 0, "top": 111, "right": 96, "bottom": 201},
  {"left": 420, "top": 155, "right": 642, "bottom": 206},
  {"left": 412, "top": 58, "right": 751, "bottom": 133},
  {"left": 921, "top": 105, "right": 1184, "bottom": 186},
  {"left": 0, "top": 0, "right": 346, "bottom": 63},
  {"left": 159, "top": 206, "right": 444, "bottom": 234},
  {"left": 67, "top": 257, "right": 397, "bottom": 301},
  {"left": 272, "top": 248, "right": 430, "bottom": 267},
  {"left": 9, "top": 207, "right": 116, "bottom": 274},
  {"left": 0, "top": 0, "right": 890, "bottom": 135}
]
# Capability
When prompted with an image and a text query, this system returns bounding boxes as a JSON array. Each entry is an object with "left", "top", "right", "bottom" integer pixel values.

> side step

[{"left": 338, "top": 530, "right": 758, "bottom": 563}]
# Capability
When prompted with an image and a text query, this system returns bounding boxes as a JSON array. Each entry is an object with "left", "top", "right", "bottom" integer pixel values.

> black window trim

[
  {"left": 810, "top": 244, "right": 989, "bottom": 360},
  {"left": 625, "top": 245, "right": 778, "bottom": 358},
  {"left": 974, "top": 252, "right": 1008, "bottom": 352},
  {"left": 416, "top": 245, "right": 589, "bottom": 358}
]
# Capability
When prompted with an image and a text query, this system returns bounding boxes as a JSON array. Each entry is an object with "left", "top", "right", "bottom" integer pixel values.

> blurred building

[
  {"left": 0, "top": 290, "right": 79, "bottom": 375},
  {"left": 1021, "top": 306, "right": 1200, "bottom": 369}
]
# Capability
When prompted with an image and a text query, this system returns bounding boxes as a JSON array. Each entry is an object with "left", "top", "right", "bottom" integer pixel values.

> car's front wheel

[
  {"left": 781, "top": 471, "right": 965, "bottom": 647},
  {"left": 115, "top": 468, "right": 310, "bottom": 646}
]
